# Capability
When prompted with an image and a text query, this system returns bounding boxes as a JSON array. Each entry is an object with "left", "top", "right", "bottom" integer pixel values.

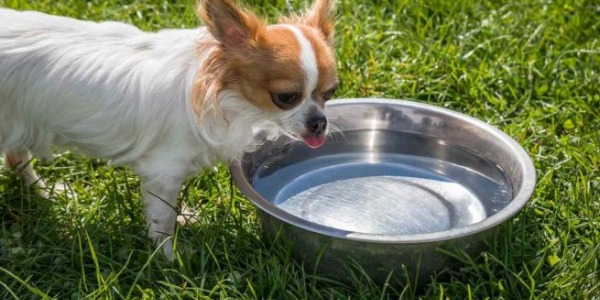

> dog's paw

[
  {"left": 176, "top": 203, "right": 199, "bottom": 226},
  {"left": 44, "top": 181, "right": 77, "bottom": 200}
]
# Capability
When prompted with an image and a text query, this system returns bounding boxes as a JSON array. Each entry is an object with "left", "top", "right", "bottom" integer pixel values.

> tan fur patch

[
  {"left": 194, "top": 25, "right": 308, "bottom": 117},
  {"left": 192, "top": 0, "right": 338, "bottom": 120},
  {"left": 280, "top": 0, "right": 336, "bottom": 45},
  {"left": 297, "top": 25, "right": 338, "bottom": 99},
  {"left": 230, "top": 26, "right": 305, "bottom": 112}
]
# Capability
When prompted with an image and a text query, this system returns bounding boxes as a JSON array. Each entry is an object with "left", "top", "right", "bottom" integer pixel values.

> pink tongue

[{"left": 303, "top": 135, "right": 327, "bottom": 149}]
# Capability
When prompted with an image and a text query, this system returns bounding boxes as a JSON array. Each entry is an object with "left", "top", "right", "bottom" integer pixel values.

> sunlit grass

[{"left": 1, "top": 0, "right": 599, "bottom": 298}]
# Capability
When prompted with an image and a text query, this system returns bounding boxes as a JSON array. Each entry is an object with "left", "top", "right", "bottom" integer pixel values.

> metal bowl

[{"left": 230, "top": 98, "right": 536, "bottom": 284}]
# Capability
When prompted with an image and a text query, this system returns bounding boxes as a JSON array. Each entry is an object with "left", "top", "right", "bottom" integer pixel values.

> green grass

[{"left": 1, "top": 0, "right": 599, "bottom": 298}]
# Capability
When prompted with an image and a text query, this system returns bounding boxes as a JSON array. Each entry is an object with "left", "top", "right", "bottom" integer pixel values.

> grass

[{"left": 0, "top": 0, "right": 598, "bottom": 298}]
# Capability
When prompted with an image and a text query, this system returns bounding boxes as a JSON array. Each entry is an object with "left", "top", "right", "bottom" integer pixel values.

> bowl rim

[{"left": 230, "top": 98, "right": 537, "bottom": 244}]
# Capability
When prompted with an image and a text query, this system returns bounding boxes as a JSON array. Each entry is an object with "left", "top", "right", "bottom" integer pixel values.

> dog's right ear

[
  {"left": 302, "top": 0, "right": 337, "bottom": 45},
  {"left": 198, "top": 0, "right": 265, "bottom": 49}
]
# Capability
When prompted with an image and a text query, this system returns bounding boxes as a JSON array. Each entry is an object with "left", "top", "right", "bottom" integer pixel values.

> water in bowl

[{"left": 251, "top": 130, "right": 513, "bottom": 235}]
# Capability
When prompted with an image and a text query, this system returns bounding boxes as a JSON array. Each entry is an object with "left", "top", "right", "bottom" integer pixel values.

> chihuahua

[{"left": 0, "top": 0, "right": 338, "bottom": 257}]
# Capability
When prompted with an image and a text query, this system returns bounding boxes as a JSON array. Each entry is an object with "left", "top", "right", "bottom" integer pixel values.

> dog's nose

[{"left": 306, "top": 117, "right": 327, "bottom": 135}]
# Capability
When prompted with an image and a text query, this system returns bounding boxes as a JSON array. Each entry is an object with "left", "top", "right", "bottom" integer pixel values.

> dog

[{"left": 0, "top": 0, "right": 338, "bottom": 258}]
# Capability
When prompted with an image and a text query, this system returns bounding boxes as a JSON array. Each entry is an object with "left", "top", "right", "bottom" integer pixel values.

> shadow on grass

[
  {"left": 427, "top": 205, "right": 548, "bottom": 299},
  {"left": 0, "top": 168, "right": 550, "bottom": 299},
  {"left": 0, "top": 172, "right": 161, "bottom": 298}
]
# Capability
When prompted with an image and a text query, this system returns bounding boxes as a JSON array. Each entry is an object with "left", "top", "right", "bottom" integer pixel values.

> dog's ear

[
  {"left": 302, "top": 0, "right": 336, "bottom": 44},
  {"left": 198, "top": 0, "right": 265, "bottom": 49}
]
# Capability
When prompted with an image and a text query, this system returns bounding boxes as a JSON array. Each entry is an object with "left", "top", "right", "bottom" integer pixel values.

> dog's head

[{"left": 198, "top": 0, "right": 338, "bottom": 148}]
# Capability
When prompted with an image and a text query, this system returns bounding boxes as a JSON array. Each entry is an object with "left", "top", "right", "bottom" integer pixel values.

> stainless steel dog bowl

[{"left": 230, "top": 98, "right": 536, "bottom": 284}]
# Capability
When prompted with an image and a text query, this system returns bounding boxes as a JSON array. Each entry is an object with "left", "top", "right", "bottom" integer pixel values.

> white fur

[
  {"left": 0, "top": 9, "right": 294, "bottom": 257},
  {"left": 274, "top": 25, "right": 327, "bottom": 138},
  {"left": 283, "top": 25, "right": 318, "bottom": 97}
]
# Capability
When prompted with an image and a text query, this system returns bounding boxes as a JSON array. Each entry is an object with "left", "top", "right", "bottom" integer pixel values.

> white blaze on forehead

[{"left": 279, "top": 25, "right": 319, "bottom": 98}]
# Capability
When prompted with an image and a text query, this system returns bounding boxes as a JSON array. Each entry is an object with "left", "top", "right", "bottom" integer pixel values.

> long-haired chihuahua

[{"left": 0, "top": 0, "right": 338, "bottom": 258}]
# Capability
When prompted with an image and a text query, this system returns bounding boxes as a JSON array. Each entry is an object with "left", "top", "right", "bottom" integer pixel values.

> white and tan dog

[{"left": 0, "top": 0, "right": 338, "bottom": 257}]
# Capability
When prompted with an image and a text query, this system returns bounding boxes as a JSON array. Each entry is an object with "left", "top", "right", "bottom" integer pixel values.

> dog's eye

[
  {"left": 272, "top": 92, "right": 301, "bottom": 109},
  {"left": 323, "top": 87, "right": 337, "bottom": 101},
  {"left": 277, "top": 92, "right": 300, "bottom": 104}
]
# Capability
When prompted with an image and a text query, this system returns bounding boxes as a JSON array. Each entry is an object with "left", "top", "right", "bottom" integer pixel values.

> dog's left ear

[{"left": 302, "top": 0, "right": 337, "bottom": 44}]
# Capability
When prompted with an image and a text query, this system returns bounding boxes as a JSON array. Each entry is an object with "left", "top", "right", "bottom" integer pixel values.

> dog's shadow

[
  {"left": 0, "top": 162, "right": 164, "bottom": 291},
  {"left": 0, "top": 161, "right": 278, "bottom": 296}
]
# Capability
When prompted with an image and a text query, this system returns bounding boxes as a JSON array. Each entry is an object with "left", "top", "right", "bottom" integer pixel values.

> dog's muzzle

[{"left": 302, "top": 116, "right": 328, "bottom": 148}]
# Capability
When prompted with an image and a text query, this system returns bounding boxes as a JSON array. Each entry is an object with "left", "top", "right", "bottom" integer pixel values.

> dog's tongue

[{"left": 303, "top": 135, "right": 327, "bottom": 149}]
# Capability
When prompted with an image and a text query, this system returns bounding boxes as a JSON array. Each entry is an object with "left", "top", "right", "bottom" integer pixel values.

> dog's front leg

[
  {"left": 4, "top": 151, "right": 48, "bottom": 197},
  {"left": 136, "top": 162, "right": 188, "bottom": 260}
]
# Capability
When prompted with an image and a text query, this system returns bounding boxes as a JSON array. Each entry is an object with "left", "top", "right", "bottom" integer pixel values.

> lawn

[{"left": 0, "top": 0, "right": 598, "bottom": 298}]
